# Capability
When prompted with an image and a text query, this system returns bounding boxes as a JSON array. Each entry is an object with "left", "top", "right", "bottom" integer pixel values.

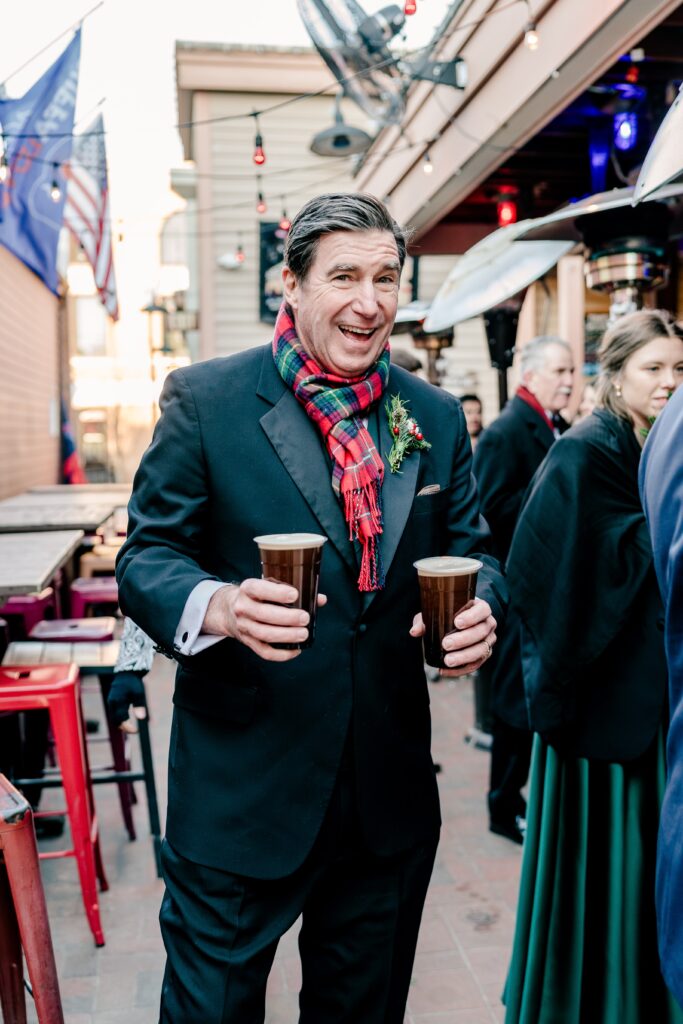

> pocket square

[{"left": 417, "top": 484, "right": 441, "bottom": 496}]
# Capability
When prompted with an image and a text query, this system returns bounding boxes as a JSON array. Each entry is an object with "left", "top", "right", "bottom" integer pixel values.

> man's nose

[{"left": 351, "top": 282, "right": 381, "bottom": 316}]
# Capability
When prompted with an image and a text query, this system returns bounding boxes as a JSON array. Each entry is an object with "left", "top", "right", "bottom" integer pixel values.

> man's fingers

[
  {"left": 410, "top": 612, "right": 425, "bottom": 637},
  {"left": 246, "top": 637, "right": 302, "bottom": 662},
  {"left": 443, "top": 617, "right": 496, "bottom": 651},
  {"left": 443, "top": 638, "right": 494, "bottom": 671},
  {"left": 240, "top": 577, "right": 299, "bottom": 605},
  {"left": 454, "top": 597, "right": 495, "bottom": 630},
  {"left": 237, "top": 593, "right": 309, "bottom": 628},
  {"left": 242, "top": 620, "right": 310, "bottom": 645}
]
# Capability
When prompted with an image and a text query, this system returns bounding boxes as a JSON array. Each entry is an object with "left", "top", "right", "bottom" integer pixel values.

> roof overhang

[{"left": 354, "top": 0, "right": 682, "bottom": 244}]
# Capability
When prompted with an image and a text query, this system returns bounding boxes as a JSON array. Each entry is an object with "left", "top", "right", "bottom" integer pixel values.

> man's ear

[
  {"left": 282, "top": 266, "right": 299, "bottom": 310},
  {"left": 521, "top": 368, "right": 535, "bottom": 394}
]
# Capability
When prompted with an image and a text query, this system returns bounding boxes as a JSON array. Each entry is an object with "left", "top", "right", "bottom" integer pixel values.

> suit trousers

[{"left": 158, "top": 757, "right": 438, "bottom": 1023}]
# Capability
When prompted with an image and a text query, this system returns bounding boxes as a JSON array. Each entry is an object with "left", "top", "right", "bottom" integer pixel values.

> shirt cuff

[{"left": 174, "top": 580, "right": 234, "bottom": 655}]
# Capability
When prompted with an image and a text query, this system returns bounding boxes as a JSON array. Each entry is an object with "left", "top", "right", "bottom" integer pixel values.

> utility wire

[{"left": 0, "top": 1, "right": 103, "bottom": 86}]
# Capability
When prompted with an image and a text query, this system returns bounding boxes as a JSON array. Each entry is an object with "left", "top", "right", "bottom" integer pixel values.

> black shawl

[{"left": 507, "top": 408, "right": 666, "bottom": 760}]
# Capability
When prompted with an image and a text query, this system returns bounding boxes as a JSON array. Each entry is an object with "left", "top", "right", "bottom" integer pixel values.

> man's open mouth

[{"left": 338, "top": 325, "right": 378, "bottom": 340}]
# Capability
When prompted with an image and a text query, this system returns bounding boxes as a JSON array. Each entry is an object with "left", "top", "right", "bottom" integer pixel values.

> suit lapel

[{"left": 257, "top": 352, "right": 357, "bottom": 578}]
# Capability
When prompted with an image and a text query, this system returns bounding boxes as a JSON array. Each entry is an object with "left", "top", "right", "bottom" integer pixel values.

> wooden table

[
  {"left": 30, "top": 484, "right": 131, "bottom": 499},
  {"left": 0, "top": 531, "right": 84, "bottom": 600},
  {"left": 0, "top": 504, "right": 116, "bottom": 534}
]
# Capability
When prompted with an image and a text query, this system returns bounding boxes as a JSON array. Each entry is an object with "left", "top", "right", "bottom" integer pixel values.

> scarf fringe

[{"left": 344, "top": 479, "right": 385, "bottom": 592}]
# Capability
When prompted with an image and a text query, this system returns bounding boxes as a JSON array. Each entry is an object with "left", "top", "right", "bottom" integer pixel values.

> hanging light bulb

[
  {"left": 278, "top": 209, "right": 291, "bottom": 233},
  {"left": 50, "top": 164, "right": 61, "bottom": 203},
  {"left": 256, "top": 175, "right": 267, "bottom": 214},
  {"left": 252, "top": 114, "right": 266, "bottom": 166},
  {"left": 404, "top": 0, "right": 417, "bottom": 15},
  {"left": 236, "top": 242, "right": 245, "bottom": 264},
  {"left": 524, "top": 3, "right": 539, "bottom": 49},
  {"left": 422, "top": 151, "right": 433, "bottom": 175}
]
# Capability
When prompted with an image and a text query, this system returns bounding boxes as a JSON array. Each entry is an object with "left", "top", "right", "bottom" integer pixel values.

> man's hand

[
  {"left": 202, "top": 580, "right": 328, "bottom": 662},
  {"left": 107, "top": 671, "right": 148, "bottom": 734},
  {"left": 409, "top": 597, "right": 497, "bottom": 677}
]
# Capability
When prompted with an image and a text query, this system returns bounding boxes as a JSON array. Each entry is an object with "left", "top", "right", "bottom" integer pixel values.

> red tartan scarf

[
  {"left": 516, "top": 385, "right": 557, "bottom": 435},
  {"left": 273, "top": 302, "right": 389, "bottom": 591}
]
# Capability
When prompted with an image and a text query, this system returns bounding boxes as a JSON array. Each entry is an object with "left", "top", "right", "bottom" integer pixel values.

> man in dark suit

[
  {"left": 640, "top": 383, "right": 683, "bottom": 1010},
  {"left": 472, "top": 336, "right": 574, "bottom": 843},
  {"left": 116, "top": 193, "right": 506, "bottom": 1023}
]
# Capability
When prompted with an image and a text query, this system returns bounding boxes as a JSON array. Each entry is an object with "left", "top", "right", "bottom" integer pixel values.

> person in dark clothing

[
  {"left": 116, "top": 193, "right": 505, "bottom": 1024},
  {"left": 472, "top": 336, "right": 574, "bottom": 843},
  {"left": 504, "top": 308, "right": 683, "bottom": 1024},
  {"left": 458, "top": 393, "right": 484, "bottom": 450}
]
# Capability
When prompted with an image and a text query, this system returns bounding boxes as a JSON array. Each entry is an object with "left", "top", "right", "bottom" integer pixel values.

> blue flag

[{"left": 0, "top": 30, "right": 81, "bottom": 293}]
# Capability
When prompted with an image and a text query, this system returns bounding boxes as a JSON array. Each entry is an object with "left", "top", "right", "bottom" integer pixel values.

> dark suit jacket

[
  {"left": 472, "top": 395, "right": 566, "bottom": 727},
  {"left": 116, "top": 346, "right": 506, "bottom": 879},
  {"left": 640, "top": 384, "right": 683, "bottom": 1007}
]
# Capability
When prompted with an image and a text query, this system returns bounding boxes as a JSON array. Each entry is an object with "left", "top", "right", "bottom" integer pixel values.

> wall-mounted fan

[{"left": 298, "top": 0, "right": 466, "bottom": 126}]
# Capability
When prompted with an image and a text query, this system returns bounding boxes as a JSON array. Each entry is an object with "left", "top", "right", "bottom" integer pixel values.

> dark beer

[
  {"left": 414, "top": 556, "right": 482, "bottom": 668},
  {"left": 255, "top": 533, "right": 327, "bottom": 650}
]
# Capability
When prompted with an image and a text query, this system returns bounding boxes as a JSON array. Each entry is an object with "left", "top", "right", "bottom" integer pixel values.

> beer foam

[
  {"left": 254, "top": 533, "right": 327, "bottom": 551},
  {"left": 414, "top": 556, "right": 483, "bottom": 577}
]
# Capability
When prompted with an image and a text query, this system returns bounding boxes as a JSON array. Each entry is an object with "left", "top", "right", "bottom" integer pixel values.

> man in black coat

[
  {"left": 116, "top": 193, "right": 506, "bottom": 1023},
  {"left": 472, "top": 336, "right": 574, "bottom": 843}
]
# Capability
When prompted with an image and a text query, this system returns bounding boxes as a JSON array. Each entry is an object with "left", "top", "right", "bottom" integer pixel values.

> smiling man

[{"left": 116, "top": 193, "right": 506, "bottom": 1023}]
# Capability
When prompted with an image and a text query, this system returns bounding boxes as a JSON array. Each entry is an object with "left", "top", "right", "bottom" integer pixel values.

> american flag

[{"left": 63, "top": 113, "right": 119, "bottom": 320}]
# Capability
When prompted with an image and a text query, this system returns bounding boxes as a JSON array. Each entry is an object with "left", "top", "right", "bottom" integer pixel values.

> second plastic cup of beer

[
  {"left": 414, "top": 555, "right": 483, "bottom": 668},
  {"left": 254, "top": 532, "right": 327, "bottom": 650}
]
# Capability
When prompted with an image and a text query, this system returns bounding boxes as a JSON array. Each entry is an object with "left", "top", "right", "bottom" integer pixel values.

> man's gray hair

[
  {"left": 519, "top": 335, "right": 572, "bottom": 376},
  {"left": 284, "top": 193, "right": 408, "bottom": 281}
]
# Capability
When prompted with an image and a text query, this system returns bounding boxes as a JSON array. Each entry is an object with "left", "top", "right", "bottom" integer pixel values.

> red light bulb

[
  {"left": 404, "top": 0, "right": 417, "bottom": 14},
  {"left": 497, "top": 199, "right": 517, "bottom": 227},
  {"left": 278, "top": 214, "right": 291, "bottom": 232},
  {"left": 253, "top": 132, "right": 266, "bottom": 166},
  {"left": 256, "top": 192, "right": 267, "bottom": 215}
]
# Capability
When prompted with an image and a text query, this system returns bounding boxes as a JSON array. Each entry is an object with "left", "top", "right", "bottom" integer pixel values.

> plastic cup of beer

[
  {"left": 254, "top": 533, "right": 327, "bottom": 650},
  {"left": 414, "top": 556, "right": 483, "bottom": 668}
]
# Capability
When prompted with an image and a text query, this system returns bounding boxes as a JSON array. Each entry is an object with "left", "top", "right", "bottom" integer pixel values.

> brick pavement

[{"left": 25, "top": 658, "right": 522, "bottom": 1023}]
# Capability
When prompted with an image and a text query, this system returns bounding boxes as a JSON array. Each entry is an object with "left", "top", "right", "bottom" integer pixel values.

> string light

[
  {"left": 524, "top": 2, "right": 540, "bottom": 50},
  {"left": 422, "top": 151, "right": 433, "bottom": 175},
  {"left": 236, "top": 241, "right": 245, "bottom": 264},
  {"left": 404, "top": 0, "right": 417, "bottom": 14},
  {"left": 252, "top": 114, "right": 266, "bottom": 166},
  {"left": 256, "top": 174, "right": 267, "bottom": 214},
  {"left": 49, "top": 164, "right": 61, "bottom": 202},
  {"left": 0, "top": 154, "right": 7, "bottom": 183},
  {"left": 278, "top": 205, "right": 291, "bottom": 233}
]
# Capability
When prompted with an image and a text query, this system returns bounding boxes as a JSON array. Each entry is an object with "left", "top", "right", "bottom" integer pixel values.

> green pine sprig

[{"left": 385, "top": 394, "right": 431, "bottom": 473}]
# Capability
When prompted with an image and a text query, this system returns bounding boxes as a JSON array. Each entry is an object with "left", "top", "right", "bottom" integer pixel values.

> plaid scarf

[{"left": 273, "top": 302, "right": 389, "bottom": 591}]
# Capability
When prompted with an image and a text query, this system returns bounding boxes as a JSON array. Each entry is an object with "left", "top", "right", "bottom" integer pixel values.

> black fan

[{"left": 297, "top": 0, "right": 407, "bottom": 124}]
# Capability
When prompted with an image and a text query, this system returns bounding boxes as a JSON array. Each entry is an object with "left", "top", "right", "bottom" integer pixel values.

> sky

[{"left": 0, "top": 0, "right": 452, "bottom": 340}]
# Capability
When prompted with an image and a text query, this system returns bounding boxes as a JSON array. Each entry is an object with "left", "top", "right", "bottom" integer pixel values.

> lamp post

[{"left": 141, "top": 299, "right": 168, "bottom": 426}]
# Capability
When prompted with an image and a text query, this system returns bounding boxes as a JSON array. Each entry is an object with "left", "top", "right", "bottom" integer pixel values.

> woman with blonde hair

[{"left": 503, "top": 309, "right": 683, "bottom": 1023}]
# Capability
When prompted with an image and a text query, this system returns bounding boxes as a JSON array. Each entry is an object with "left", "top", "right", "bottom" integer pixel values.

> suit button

[
  {"left": 182, "top": 632, "right": 189, "bottom": 643},
  {"left": 358, "top": 623, "right": 367, "bottom": 634}
]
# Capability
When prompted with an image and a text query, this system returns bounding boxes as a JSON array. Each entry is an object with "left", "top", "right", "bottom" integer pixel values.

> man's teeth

[{"left": 339, "top": 325, "right": 375, "bottom": 336}]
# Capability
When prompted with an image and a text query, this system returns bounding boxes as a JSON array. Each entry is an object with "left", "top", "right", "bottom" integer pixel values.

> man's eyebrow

[{"left": 326, "top": 261, "right": 401, "bottom": 274}]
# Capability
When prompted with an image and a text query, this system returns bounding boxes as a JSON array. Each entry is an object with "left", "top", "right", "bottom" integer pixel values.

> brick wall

[{"left": 0, "top": 247, "right": 61, "bottom": 499}]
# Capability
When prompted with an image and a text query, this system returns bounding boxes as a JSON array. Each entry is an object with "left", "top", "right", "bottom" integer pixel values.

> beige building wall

[
  {"left": 194, "top": 87, "right": 365, "bottom": 358},
  {"left": 0, "top": 247, "right": 60, "bottom": 498}
]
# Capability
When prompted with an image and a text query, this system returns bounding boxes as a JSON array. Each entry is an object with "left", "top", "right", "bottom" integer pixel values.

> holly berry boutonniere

[{"left": 386, "top": 394, "right": 431, "bottom": 473}]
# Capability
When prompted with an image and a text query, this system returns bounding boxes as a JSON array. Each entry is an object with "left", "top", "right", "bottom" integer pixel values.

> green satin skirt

[{"left": 504, "top": 730, "right": 683, "bottom": 1024}]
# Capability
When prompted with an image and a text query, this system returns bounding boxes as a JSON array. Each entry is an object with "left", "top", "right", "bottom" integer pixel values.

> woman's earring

[{"left": 615, "top": 383, "right": 622, "bottom": 397}]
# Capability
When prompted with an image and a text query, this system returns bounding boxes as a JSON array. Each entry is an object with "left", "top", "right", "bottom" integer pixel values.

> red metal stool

[
  {"left": 0, "top": 775, "right": 64, "bottom": 1024},
  {"left": 0, "top": 664, "right": 108, "bottom": 946},
  {"left": 70, "top": 577, "right": 118, "bottom": 619},
  {"left": 0, "top": 589, "right": 58, "bottom": 640},
  {"left": 30, "top": 617, "right": 117, "bottom": 643}
]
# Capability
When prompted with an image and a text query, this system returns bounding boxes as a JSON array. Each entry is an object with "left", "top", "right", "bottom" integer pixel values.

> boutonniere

[{"left": 386, "top": 394, "right": 431, "bottom": 473}]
